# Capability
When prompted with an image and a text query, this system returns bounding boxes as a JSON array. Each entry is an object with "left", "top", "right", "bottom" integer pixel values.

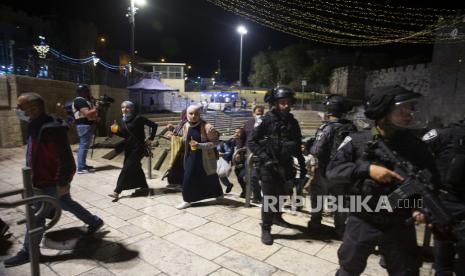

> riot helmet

[
  {"left": 324, "top": 94, "right": 352, "bottom": 117},
  {"left": 264, "top": 86, "right": 295, "bottom": 104},
  {"left": 365, "top": 86, "right": 427, "bottom": 129}
]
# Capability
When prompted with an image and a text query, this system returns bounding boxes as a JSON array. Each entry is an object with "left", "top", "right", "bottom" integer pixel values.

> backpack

[{"left": 328, "top": 121, "right": 357, "bottom": 161}]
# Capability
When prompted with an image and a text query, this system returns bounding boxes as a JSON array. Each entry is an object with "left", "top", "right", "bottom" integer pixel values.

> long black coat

[{"left": 113, "top": 115, "right": 157, "bottom": 193}]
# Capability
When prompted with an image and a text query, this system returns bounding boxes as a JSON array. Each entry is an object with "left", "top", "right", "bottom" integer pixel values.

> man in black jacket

[
  {"left": 309, "top": 94, "right": 356, "bottom": 237},
  {"left": 327, "top": 86, "right": 436, "bottom": 275},
  {"left": 248, "top": 87, "right": 306, "bottom": 245},
  {"left": 422, "top": 122, "right": 465, "bottom": 275}
]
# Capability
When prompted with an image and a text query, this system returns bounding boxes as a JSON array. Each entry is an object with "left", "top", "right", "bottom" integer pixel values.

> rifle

[
  {"left": 368, "top": 139, "right": 465, "bottom": 246},
  {"left": 258, "top": 136, "right": 296, "bottom": 193}
]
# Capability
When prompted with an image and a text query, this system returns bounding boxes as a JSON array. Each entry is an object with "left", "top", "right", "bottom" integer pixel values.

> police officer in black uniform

[
  {"left": 327, "top": 86, "right": 438, "bottom": 275},
  {"left": 309, "top": 94, "right": 357, "bottom": 237},
  {"left": 248, "top": 86, "right": 307, "bottom": 245},
  {"left": 422, "top": 122, "right": 465, "bottom": 275}
]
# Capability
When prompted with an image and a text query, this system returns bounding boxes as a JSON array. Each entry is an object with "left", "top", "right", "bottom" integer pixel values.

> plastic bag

[{"left": 217, "top": 157, "right": 232, "bottom": 177}]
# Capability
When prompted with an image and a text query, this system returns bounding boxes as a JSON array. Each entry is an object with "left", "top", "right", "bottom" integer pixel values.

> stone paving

[{"left": 0, "top": 147, "right": 434, "bottom": 276}]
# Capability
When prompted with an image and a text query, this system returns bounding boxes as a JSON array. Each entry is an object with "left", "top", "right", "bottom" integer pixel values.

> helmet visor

[{"left": 387, "top": 98, "right": 428, "bottom": 129}]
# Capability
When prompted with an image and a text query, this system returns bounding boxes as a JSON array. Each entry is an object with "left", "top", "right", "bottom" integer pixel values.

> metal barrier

[
  {"left": 0, "top": 167, "right": 62, "bottom": 276},
  {"left": 232, "top": 148, "right": 256, "bottom": 207}
]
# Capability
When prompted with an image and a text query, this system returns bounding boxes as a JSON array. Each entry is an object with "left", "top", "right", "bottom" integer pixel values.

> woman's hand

[
  {"left": 189, "top": 137, "right": 199, "bottom": 151},
  {"left": 110, "top": 120, "right": 119, "bottom": 134}
]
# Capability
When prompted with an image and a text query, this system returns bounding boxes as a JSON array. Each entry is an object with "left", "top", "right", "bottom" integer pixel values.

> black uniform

[
  {"left": 327, "top": 129, "right": 438, "bottom": 275},
  {"left": 422, "top": 125, "right": 465, "bottom": 275},
  {"left": 309, "top": 118, "right": 357, "bottom": 234},
  {"left": 248, "top": 108, "right": 306, "bottom": 230}
]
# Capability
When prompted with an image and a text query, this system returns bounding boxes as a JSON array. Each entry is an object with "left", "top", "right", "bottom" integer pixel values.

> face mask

[{"left": 15, "top": 109, "right": 30, "bottom": 122}]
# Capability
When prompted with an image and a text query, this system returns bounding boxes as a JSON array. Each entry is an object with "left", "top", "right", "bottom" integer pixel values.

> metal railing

[
  {"left": 0, "top": 168, "right": 62, "bottom": 276},
  {"left": 232, "top": 148, "right": 257, "bottom": 207}
]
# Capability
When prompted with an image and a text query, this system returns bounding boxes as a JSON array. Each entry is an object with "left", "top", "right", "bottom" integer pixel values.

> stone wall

[
  {"left": 328, "top": 66, "right": 365, "bottom": 100},
  {"left": 427, "top": 41, "right": 465, "bottom": 125},
  {"left": 0, "top": 75, "right": 129, "bottom": 147},
  {"left": 365, "top": 63, "right": 431, "bottom": 96}
]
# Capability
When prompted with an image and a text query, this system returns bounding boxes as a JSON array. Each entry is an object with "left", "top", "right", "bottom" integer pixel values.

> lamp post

[
  {"left": 237, "top": 25, "right": 247, "bottom": 88},
  {"left": 127, "top": 0, "right": 146, "bottom": 76}
]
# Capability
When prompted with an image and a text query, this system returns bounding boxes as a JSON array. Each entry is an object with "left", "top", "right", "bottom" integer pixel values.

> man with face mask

[
  {"left": 326, "top": 86, "right": 438, "bottom": 275},
  {"left": 244, "top": 105, "right": 265, "bottom": 202},
  {"left": 4, "top": 93, "right": 103, "bottom": 267},
  {"left": 248, "top": 87, "right": 306, "bottom": 245}
]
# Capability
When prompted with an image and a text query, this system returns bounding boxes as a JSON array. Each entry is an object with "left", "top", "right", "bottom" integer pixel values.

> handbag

[
  {"left": 123, "top": 120, "right": 153, "bottom": 157},
  {"left": 217, "top": 157, "right": 232, "bottom": 177}
]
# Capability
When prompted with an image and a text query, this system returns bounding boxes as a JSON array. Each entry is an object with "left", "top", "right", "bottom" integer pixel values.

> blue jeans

[
  {"left": 22, "top": 186, "right": 100, "bottom": 253},
  {"left": 76, "top": 124, "right": 94, "bottom": 170}
]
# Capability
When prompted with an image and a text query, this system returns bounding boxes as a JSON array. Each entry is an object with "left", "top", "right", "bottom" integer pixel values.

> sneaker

[
  {"left": 85, "top": 165, "right": 95, "bottom": 170},
  {"left": 252, "top": 198, "right": 262, "bottom": 204},
  {"left": 261, "top": 229, "right": 273, "bottom": 245},
  {"left": 77, "top": 169, "right": 94, "bottom": 174},
  {"left": 239, "top": 192, "right": 246, "bottom": 198},
  {"left": 216, "top": 195, "right": 224, "bottom": 201},
  {"left": 4, "top": 250, "right": 29, "bottom": 267},
  {"left": 225, "top": 184, "right": 233, "bottom": 193},
  {"left": 87, "top": 218, "right": 104, "bottom": 234},
  {"left": 176, "top": 202, "right": 191, "bottom": 210}
]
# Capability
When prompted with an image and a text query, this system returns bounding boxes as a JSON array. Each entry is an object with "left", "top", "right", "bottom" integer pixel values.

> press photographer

[{"left": 72, "top": 84, "right": 114, "bottom": 174}]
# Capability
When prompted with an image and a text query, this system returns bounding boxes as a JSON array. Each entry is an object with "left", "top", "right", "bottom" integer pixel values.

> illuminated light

[
  {"left": 34, "top": 37, "right": 50, "bottom": 59},
  {"left": 100, "top": 37, "right": 106, "bottom": 43},
  {"left": 161, "top": 58, "right": 165, "bottom": 62},
  {"left": 134, "top": 0, "right": 147, "bottom": 6},
  {"left": 237, "top": 25, "right": 248, "bottom": 35},
  {"left": 207, "top": 0, "right": 465, "bottom": 46},
  {"left": 93, "top": 57, "right": 100, "bottom": 66},
  {"left": 187, "top": 65, "right": 192, "bottom": 69}
]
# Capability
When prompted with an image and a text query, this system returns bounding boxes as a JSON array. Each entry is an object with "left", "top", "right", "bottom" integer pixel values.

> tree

[{"left": 248, "top": 51, "right": 276, "bottom": 87}]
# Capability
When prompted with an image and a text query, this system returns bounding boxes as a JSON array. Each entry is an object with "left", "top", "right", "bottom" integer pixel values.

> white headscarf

[
  {"left": 121, "top": 100, "right": 135, "bottom": 121},
  {"left": 186, "top": 104, "right": 202, "bottom": 127}
]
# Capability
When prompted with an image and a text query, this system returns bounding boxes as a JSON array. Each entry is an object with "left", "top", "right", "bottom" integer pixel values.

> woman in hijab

[
  {"left": 176, "top": 105, "right": 223, "bottom": 209},
  {"left": 108, "top": 101, "right": 158, "bottom": 200}
]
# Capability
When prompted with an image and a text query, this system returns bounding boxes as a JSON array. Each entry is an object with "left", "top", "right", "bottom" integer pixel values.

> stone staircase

[
  {"left": 142, "top": 110, "right": 323, "bottom": 138},
  {"left": 292, "top": 110, "right": 323, "bottom": 137}
]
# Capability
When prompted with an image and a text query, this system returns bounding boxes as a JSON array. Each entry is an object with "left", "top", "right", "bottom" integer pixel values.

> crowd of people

[{"left": 2, "top": 83, "right": 465, "bottom": 275}]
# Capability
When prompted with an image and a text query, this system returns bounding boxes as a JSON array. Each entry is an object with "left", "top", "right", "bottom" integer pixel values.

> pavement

[{"left": 0, "top": 147, "right": 434, "bottom": 276}]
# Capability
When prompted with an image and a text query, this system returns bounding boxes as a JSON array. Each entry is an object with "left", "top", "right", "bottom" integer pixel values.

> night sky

[{"left": 2, "top": 0, "right": 462, "bottom": 81}]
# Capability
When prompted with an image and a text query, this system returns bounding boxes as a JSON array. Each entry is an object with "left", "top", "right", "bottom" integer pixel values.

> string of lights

[
  {"left": 278, "top": 0, "right": 446, "bottom": 27},
  {"left": 268, "top": 0, "right": 418, "bottom": 37},
  {"left": 291, "top": 0, "right": 455, "bottom": 22},
  {"left": 244, "top": 0, "right": 431, "bottom": 40},
  {"left": 208, "top": 0, "right": 465, "bottom": 46}
]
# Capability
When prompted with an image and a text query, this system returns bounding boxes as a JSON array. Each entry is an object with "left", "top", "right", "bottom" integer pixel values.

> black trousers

[
  {"left": 433, "top": 199, "right": 465, "bottom": 276},
  {"left": 309, "top": 170, "right": 326, "bottom": 225},
  {"left": 260, "top": 167, "right": 291, "bottom": 230},
  {"left": 337, "top": 216, "right": 421, "bottom": 276}
]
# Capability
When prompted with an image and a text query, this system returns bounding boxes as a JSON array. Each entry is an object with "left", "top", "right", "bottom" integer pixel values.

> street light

[
  {"left": 236, "top": 25, "right": 247, "bottom": 87},
  {"left": 126, "top": 0, "right": 146, "bottom": 74}
]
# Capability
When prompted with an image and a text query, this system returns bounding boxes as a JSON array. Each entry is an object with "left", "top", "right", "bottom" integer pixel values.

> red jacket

[{"left": 27, "top": 114, "right": 76, "bottom": 188}]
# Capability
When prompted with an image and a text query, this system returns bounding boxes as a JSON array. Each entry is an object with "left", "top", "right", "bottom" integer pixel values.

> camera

[{"left": 95, "top": 94, "right": 114, "bottom": 107}]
